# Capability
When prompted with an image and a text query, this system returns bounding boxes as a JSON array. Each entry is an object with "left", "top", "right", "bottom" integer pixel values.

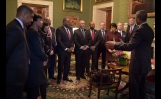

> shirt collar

[
  {"left": 139, "top": 22, "right": 147, "bottom": 28},
  {"left": 15, "top": 18, "right": 24, "bottom": 29}
]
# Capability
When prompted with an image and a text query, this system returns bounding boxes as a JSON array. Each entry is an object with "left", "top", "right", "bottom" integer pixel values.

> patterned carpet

[
  {"left": 23, "top": 54, "right": 155, "bottom": 99},
  {"left": 45, "top": 54, "right": 129, "bottom": 99}
]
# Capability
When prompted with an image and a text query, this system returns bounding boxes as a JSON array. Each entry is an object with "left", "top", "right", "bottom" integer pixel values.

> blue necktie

[{"left": 82, "top": 29, "right": 85, "bottom": 38}]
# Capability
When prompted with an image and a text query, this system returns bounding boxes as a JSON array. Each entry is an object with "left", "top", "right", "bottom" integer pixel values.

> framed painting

[
  {"left": 63, "top": 0, "right": 83, "bottom": 12},
  {"left": 66, "top": 16, "right": 79, "bottom": 28},
  {"left": 129, "top": 0, "right": 155, "bottom": 18},
  {"left": 95, "top": 0, "right": 109, "bottom": 3}
]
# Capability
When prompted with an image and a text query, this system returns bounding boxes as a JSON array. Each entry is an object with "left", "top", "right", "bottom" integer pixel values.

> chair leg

[
  {"left": 106, "top": 89, "right": 109, "bottom": 95},
  {"left": 97, "top": 88, "right": 100, "bottom": 99},
  {"left": 115, "top": 88, "right": 118, "bottom": 99},
  {"left": 88, "top": 83, "right": 92, "bottom": 97}
]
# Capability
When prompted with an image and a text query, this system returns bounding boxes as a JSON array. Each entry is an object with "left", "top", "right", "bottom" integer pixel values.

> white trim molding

[
  {"left": 93, "top": 2, "right": 114, "bottom": 30},
  {"left": 17, "top": 0, "right": 53, "bottom": 26}
]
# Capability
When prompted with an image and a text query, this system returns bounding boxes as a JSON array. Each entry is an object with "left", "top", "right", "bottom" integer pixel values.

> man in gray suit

[{"left": 106, "top": 10, "right": 154, "bottom": 99}]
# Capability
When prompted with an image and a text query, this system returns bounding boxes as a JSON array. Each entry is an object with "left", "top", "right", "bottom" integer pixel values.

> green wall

[{"left": 6, "top": 0, "right": 155, "bottom": 29}]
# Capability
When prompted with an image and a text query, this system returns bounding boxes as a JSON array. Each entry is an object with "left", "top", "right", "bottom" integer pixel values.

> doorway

[
  {"left": 92, "top": 2, "right": 113, "bottom": 30},
  {"left": 106, "top": 10, "right": 112, "bottom": 32},
  {"left": 17, "top": 0, "right": 53, "bottom": 26}
]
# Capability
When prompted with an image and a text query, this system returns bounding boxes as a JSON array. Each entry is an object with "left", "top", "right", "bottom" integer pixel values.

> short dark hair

[
  {"left": 33, "top": 13, "right": 42, "bottom": 22},
  {"left": 41, "top": 22, "right": 49, "bottom": 31},
  {"left": 17, "top": 5, "right": 34, "bottom": 15},
  {"left": 136, "top": 10, "right": 147, "bottom": 22},
  {"left": 110, "top": 23, "right": 117, "bottom": 28}
]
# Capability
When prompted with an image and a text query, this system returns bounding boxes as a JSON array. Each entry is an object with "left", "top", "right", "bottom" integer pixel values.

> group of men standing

[{"left": 6, "top": 4, "right": 154, "bottom": 99}]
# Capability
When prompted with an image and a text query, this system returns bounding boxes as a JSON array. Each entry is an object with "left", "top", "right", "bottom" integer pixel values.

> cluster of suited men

[{"left": 6, "top": 4, "right": 141, "bottom": 99}]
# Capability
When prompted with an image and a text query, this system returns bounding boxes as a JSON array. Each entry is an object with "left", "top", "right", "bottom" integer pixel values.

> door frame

[
  {"left": 17, "top": 0, "right": 53, "bottom": 26},
  {"left": 92, "top": 2, "right": 113, "bottom": 30}
]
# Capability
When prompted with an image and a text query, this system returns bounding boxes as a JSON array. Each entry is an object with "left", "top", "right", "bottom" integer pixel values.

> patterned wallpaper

[{"left": 6, "top": 0, "right": 155, "bottom": 29}]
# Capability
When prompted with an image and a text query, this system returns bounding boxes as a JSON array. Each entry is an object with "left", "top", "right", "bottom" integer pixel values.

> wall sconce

[{"left": 124, "top": 23, "right": 128, "bottom": 31}]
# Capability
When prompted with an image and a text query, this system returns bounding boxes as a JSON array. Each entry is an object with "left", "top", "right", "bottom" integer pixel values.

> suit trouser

[
  {"left": 75, "top": 52, "right": 89, "bottom": 77},
  {"left": 129, "top": 73, "right": 147, "bottom": 99},
  {"left": 6, "top": 85, "right": 24, "bottom": 99},
  {"left": 89, "top": 49, "right": 98, "bottom": 71},
  {"left": 57, "top": 53, "right": 71, "bottom": 80},
  {"left": 97, "top": 47, "right": 106, "bottom": 69},
  {"left": 48, "top": 53, "right": 56, "bottom": 78},
  {"left": 26, "top": 83, "right": 47, "bottom": 99}
]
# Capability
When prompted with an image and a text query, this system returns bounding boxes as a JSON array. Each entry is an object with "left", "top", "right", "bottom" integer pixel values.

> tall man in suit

[
  {"left": 97, "top": 21, "right": 107, "bottom": 69},
  {"left": 56, "top": 18, "right": 74, "bottom": 84},
  {"left": 86, "top": 22, "right": 100, "bottom": 73},
  {"left": 106, "top": 10, "right": 154, "bottom": 99},
  {"left": 43, "top": 17, "right": 57, "bottom": 80},
  {"left": 125, "top": 17, "right": 139, "bottom": 42},
  {"left": 117, "top": 22, "right": 127, "bottom": 43},
  {"left": 6, "top": 5, "right": 34, "bottom": 99},
  {"left": 74, "top": 20, "right": 92, "bottom": 80}
]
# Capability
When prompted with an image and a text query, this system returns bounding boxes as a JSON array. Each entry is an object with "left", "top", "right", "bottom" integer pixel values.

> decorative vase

[{"left": 119, "top": 58, "right": 127, "bottom": 66}]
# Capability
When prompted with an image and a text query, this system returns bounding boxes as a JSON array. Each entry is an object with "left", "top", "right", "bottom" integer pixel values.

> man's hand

[
  {"left": 43, "top": 59, "right": 48, "bottom": 66},
  {"left": 106, "top": 41, "right": 115, "bottom": 49},
  {"left": 49, "top": 50, "right": 54, "bottom": 55},
  {"left": 66, "top": 48, "right": 72, "bottom": 52},
  {"left": 90, "top": 46, "right": 96, "bottom": 51}
]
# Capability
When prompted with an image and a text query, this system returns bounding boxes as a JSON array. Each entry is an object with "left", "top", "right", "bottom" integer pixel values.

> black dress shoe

[
  {"left": 57, "top": 80, "right": 61, "bottom": 84},
  {"left": 63, "top": 78, "right": 73, "bottom": 82},
  {"left": 49, "top": 76, "right": 57, "bottom": 80},
  {"left": 80, "top": 76, "right": 86, "bottom": 79}
]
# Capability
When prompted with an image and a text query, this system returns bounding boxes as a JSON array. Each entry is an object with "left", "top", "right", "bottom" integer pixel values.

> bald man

[
  {"left": 86, "top": 22, "right": 100, "bottom": 74},
  {"left": 73, "top": 20, "right": 92, "bottom": 80},
  {"left": 6, "top": 5, "right": 34, "bottom": 99}
]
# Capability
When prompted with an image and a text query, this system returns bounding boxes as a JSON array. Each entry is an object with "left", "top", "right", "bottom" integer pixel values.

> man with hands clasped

[
  {"left": 73, "top": 20, "right": 92, "bottom": 80},
  {"left": 106, "top": 10, "right": 154, "bottom": 99},
  {"left": 56, "top": 18, "right": 74, "bottom": 84}
]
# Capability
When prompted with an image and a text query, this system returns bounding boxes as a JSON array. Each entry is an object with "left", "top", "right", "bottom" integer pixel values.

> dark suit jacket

[
  {"left": 26, "top": 28, "right": 48, "bottom": 87},
  {"left": 97, "top": 30, "right": 107, "bottom": 49},
  {"left": 118, "top": 30, "right": 127, "bottom": 43},
  {"left": 86, "top": 29, "right": 100, "bottom": 48},
  {"left": 50, "top": 27, "right": 56, "bottom": 49},
  {"left": 73, "top": 28, "right": 92, "bottom": 54},
  {"left": 125, "top": 24, "right": 139, "bottom": 42},
  {"left": 6, "top": 19, "right": 30, "bottom": 86},
  {"left": 114, "top": 23, "right": 154, "bottom": 74},
  {"left": 56, "top": 26, "right": 74, "bottom": 55}
]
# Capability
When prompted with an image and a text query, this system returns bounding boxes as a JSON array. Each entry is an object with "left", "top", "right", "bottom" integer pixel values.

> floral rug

[{"left": 23, "top": 54, "right": 155, "bottom": 99}]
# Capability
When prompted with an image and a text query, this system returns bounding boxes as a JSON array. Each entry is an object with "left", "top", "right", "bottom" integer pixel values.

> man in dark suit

[
  {"left": 97, "top": 21, "right": 107, "bottom": 69},
  {"left": 106, "top": 10, "right": 154, "bottom": 99},
  {"left": 43, "top": 17, "right": 57, "bottom": 80},
  {"left": 86, "top": 22, "right": 100, "bottom": 74},
  {"left": 6, "top": 5, "right": 34, "bottom": 99},
  {"left": 56, "top": 18, "right": 74, "bottom": 84},
  {"left": 74, "top": 20, "right": 92, "bottom": 80},
  {"left": 125, "top": 17, "right": 139, "bottom": 43},
  {"left": 117, "top": 22, "right": 127, "bottom": 43}
]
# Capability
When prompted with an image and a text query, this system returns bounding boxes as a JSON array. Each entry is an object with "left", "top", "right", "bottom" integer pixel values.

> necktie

[
  {"left": 92, "top": 30, "right": 94, "bottom": 41},
  {"left": 82, "top": 29, "right": 85, "bottom": 38},
  {"left": 66, "top": 28, "right": 70, "bottom": 40},
  {"left": 102, "top": 30, "right": 105, "bottom": 39},
  {"left": 130, "top": 26, "right": 132, "bottom": 34}
]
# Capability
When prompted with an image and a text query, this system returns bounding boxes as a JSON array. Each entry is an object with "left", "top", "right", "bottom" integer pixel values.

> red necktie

[
  {"left": 130, "top": 26, "right": 132, "bottom": 34},
  {"left": 66, "top": 28, "right": 70, "bottom": 40},
  {"left": 92, "top": 30, "right": 94, "bottom": 41}
]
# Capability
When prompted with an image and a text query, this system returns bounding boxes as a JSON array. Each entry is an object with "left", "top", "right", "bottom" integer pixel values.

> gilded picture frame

[
  {"left": 66, "top": 16, "right": 79, "bottom": 28},
  {"left": 95, "top": 0, "right": 109, "bottom": 3},
  {"left": 63, "top": 0, "right": 83, "bottom": 12},
  {"left": 128, "top": 0, "right": 155, "bottom": 18}
]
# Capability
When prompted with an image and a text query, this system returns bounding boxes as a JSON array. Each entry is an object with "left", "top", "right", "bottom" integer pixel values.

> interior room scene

[{"left": 6, "top": 0, "right": 155, "bottom": 99}]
